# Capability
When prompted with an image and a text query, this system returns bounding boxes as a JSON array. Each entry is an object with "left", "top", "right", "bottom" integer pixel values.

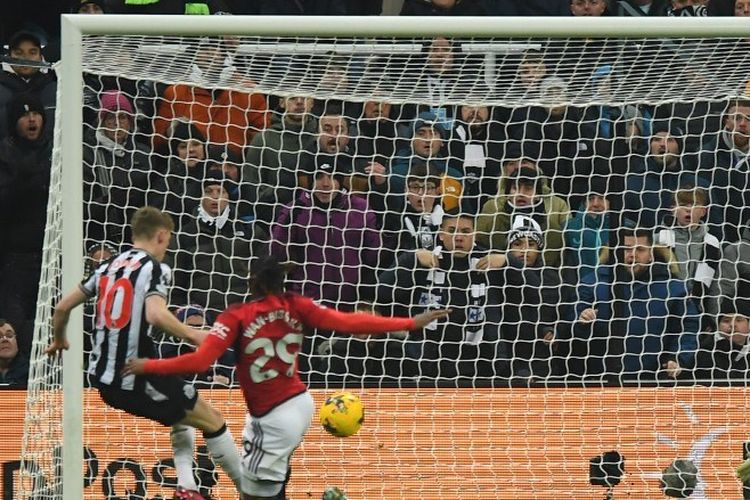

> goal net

[{"left": 18, "top": 15, "right": 750, "bottom": 499}]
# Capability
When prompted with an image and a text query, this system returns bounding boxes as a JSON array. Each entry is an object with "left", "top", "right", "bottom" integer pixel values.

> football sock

[
  {"left": 171, "top": 424, "right": 199, "bottom": 491},
  {"left": 204, "top": 423, "right": 243, "bottom": 491}
]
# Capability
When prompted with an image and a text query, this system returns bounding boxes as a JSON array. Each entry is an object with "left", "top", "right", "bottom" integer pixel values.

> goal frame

[{"left": 54, "top": 14, "right": 750, "bottom": 499}]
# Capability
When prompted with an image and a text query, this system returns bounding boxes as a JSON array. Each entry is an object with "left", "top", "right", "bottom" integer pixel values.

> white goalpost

[{"left": 18, "top": 13, "right": 750, "bottom": 499}]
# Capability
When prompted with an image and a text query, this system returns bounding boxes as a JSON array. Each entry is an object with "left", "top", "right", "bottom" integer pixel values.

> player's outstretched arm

[
  {"left": 46, "top": 287, "right": 88, "bottom": 356},
  {"left": 145, "top": 295, "right": 206, "bottom": 345},
  {"left": 300, "top": 296, "right": 450, "bottom": 335}
]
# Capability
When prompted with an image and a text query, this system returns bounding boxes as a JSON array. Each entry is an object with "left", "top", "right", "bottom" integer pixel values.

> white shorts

[{"left": 241, "top": 391, "right": 315, "bottom": 497}]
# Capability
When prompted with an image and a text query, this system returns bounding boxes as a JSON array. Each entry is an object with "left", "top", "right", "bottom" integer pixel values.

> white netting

[{"left": 20, "top": 29, "right": 750, "bottom": 499}]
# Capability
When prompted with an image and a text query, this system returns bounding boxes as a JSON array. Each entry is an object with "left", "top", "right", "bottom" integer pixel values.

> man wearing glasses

[{"left": 0, "top": 319, "right": 28, "bottom": 388}]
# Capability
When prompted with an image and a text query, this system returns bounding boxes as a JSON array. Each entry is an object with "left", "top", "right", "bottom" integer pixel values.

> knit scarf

[{"left": 198, "top": 205, "right": 230, "bottom": 230}]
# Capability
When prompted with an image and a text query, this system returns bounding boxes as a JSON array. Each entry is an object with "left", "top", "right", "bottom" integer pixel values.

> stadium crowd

[{"left": 1, "top": 0, "right": 750, "bottom": 388}]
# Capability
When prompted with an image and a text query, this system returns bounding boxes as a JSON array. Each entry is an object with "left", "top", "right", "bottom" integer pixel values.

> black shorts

[{"left": 98, "top": 376, "right": 199, "bottom": 427}]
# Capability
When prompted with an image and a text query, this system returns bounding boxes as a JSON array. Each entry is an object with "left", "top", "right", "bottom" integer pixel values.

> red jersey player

[{"left": 124, "top": 255, "right": 449, "bottom": 500}]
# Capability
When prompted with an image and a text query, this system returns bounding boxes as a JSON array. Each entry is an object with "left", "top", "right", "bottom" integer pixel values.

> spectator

[
  {"left": 563, "top": 176, "right": 611, "bottom": 282},
  {"left": 613, "top": 0, "right": 669, "bottom": 15},
  {"left": 170, "top": 171, "right": 260, "bottom": 316},
  {"left": 400, "top": 0, "right": 486, "bottom": 15},
  {"left": 400, "top": 37, "right": 459, "bottom": 125},
  {"left": 77, "top": 0, "right": 106, "bottom": 13},
  {"left": 507, "top": 50, "right": 548, "bottom": 100},
  {"left": 0, "top": 30, "right": 56, "bottom": 140},
  {"left": 205, "top": 144, "right": 245, "bottom": 215},
  {"left": 153, "top": 38, "right": 269, "bottom": 155},
  {"left": 667, "top": 0, "right": 708, "bottom": 15},
  {"left": 657, "top": 186, "right": 722, "bottom": 322},
  {"left": 270, "top": 154, "right": 381, "bottom": 308},
  {"left": 736, "top": 0, "right": 750, "bottom": 16},
  {"left": 352, "top": 96, "right": 399, "bottom": 169},
  {"left": 698, "top": 99, "right": 750, "bottom": 242},
  {"left": 719, "top": 224, "right": 750, "bottom": 309},
  {"left": 624, "top": 121, "right": 707, "bottom": 230},
  {"left": 83, "top": 90, "right": 151, "bottom": 245},
  {"left": 507, "top": 76, "right": 597, "bottom": 202},
  {"left": 299, "top": 105, "right": 354, "bottom": 187},
  {"left": 694, "top": 301, "right": 750, "bottom": 383},
  {"left": 390, "top": 111, "right": 462, "bottom": 196},
  {"left": 382, "top": 162, "right": 444, "bottom": 267},
  {"left": 0, "top": 319, "right": 28, "bottom": 388},
  {"left": 242, "top": 94, "right": 317, "bottom": 226},
  {"left": 156, "top": 305, "right": 236, "bottom": 387},
  {"left": 570, "top": 0, "right": 609, "bottom": 15},
  {"left": 447, "top": 102, "right": 504, "bottom": 212},
  {"left": 570, "top": 226, "right": 700, "bottom": 380},
  {"left": 476, "top": 164, "right": 570, "bottom": 268},
  {"left": 494, "top": 216, "right": 573, "bottom": 379},
  {"left": 377, "top": 208, "right": 506, "bottom": 381},
  {"left": 0, "top": 94, "right": 52, "bottom": 330}
]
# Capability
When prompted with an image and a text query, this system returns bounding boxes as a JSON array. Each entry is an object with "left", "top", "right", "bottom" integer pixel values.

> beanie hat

[
  {"left": 505, "top": 165, "right": 542, "bottom": 195},
  {"left": 78, "top": 0, "right": 106, "bottom": 12},
  {"left": 8, "top": 30, "right": 43, "bottom": 51},
  {"left": 507, "top": 215, "right": 545, "bottom": 250},
  {"left": 202, "top": 169, "right": 237, "bottom": 196},
  {"left": 169, "top": 121, "right": 205, "bottom": 153},
  {"left": 7, "top": 93, "right": 45, "bottom": 135},
  {"left": 174, "top": 304, "right": 214, "bottom": 325},
  {"left": 99, "top": 90, "right": 134, "bottom": 122},
  {"left": 651, "top": 120, "right": 684, "bottom": 153}
]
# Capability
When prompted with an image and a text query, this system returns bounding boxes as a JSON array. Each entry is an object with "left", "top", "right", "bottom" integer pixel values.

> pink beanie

[{"left": 99, "top": 90, "right": 134, "bottom": 120}]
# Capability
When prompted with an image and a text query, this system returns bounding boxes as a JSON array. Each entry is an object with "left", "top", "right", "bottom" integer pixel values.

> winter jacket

[
  {"left": 0, "top": 69, "right": 56, "bottom": 140},
  {"left": 0, "top": 132, "right": 52, "bottom": 254},
  {"left": 507, "top": 106, "right": 597, "bottom": 199},
  {"left": 623, "top": 156, "right": 708, "bottom": 229},
  {"left": 658, "top": 220, "right": 721, "bottom": 318},
  {"left": 496, "top": 253, "right": 574, "bottom": 376},
  {"left": 694, "top": 332, "right": 750, "bottom": 383},
  {"left": 0, "top": 353, "right": 29, "bottom": 388},
  {"left": 170, "top": 206, "right": 259, "bottom": 315},
  {"left": 563, "top": 208, "right": 610, "bottom": 281},
  {"left": 476, "top": 182, "right": 570, "bottom": 268},
  {"left": 719, "top": 226, "right": 750, "bottom": 302},
  {"left": 270, "top": 191, "right": 380, "bottom": 307},
  {"left": 697, "top": 133, "right": 750, "bottom": 242},
  {"left": 154, "top": 82, "right": 269, "bottom": 155},
  {"left": 242, "top": 114, "right": 318, "bottom": 222},
  {"left": 572, "top": 263, "right": 700, "bottom": 376},
  {"left": 614, "top": 0, "right": 668, "bottom": 16},
  {"left": 82, "top": 128, "right": 153, "bottom": 245}
]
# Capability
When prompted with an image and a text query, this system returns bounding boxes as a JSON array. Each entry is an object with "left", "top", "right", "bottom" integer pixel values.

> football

[{"left": 319, "top": 392, "right": 364, "bottom": 438}]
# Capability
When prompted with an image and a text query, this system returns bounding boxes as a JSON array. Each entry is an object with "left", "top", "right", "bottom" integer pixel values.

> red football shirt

[{"left": 143, "top": 293, "right": 416, "bottom": 416}]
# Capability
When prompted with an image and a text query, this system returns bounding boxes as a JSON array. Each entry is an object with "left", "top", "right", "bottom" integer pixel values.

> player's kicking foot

[{"left": 173, "top": 486, "right": 207, "bottom": 500}]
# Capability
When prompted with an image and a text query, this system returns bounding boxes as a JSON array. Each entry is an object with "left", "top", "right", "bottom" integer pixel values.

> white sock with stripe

[
  {"left": 204, "top": 423, "right": 243, "bottom": 492},
  {"left": 170, "top": 424, "right": 199, "bottom": 491}
]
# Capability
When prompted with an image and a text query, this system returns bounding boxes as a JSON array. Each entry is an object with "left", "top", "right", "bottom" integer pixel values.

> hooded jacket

[
  {"left": 270, "top": 190, "right": 380, "bottom": 307},
  {"left": 0, "top": 68, "right": 56, "bottom": 139},
  {"left": 153, "top": 79, "right": 269, "bottom": 155},
  {"left": 563, "top": 205, "right": 610, "bottom": 281},
  {"left": 0, "top": 119, "right": 52, "bottom": 253},
  {"left": 243, "top": 113, "right": 318, "bottom": 221},
  {"left": 476, "top": 171, "right": 569, "bottom": 268},
  {"left": 170, "top": 204, "right": 261, "bottom": 315}
]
